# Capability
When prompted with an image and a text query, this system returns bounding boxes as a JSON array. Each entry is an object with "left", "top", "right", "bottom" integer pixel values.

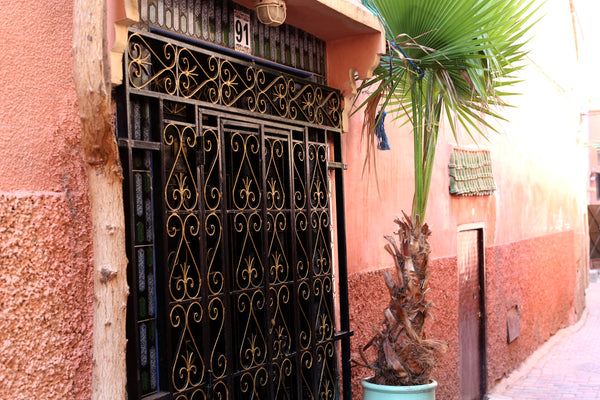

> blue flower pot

[{"left": 362, "top": 379, "right": 437, "bottom": 400}]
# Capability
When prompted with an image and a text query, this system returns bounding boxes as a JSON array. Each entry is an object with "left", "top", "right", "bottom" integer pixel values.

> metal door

[
  {"left": 588, "top": 205, "right": 600, "bottom": 268},
  {"left": 458, "top": 228, "right": 486, "bottom": 400},
  {"left": 164, "top": 110, "right": 339, "bottom": 399}
]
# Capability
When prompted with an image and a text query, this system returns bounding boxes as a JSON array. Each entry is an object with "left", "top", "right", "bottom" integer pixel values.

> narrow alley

[{"left": 487, "top": 276, "right": 600, "bottom": 399}]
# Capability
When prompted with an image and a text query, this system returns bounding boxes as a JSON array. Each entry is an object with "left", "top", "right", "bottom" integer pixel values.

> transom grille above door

[
  {"left": 119, "top": 29, "right": 351, "bottom": 400},
  {"left": 125, "top": 30, "right": 341, "bottom": 128}
]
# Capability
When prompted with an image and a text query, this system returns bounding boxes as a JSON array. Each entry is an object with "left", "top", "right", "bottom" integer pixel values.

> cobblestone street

[{"left": 487, "top": 276, "right": 600, "bottom": 399}]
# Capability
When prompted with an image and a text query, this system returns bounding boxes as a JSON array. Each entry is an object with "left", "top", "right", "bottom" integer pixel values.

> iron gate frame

[
  {"left": 457, "top": 224, "right": 487, "bottom": 400},
  {"left": 117, "top": 28, "right": 352, "bottom": 400}
]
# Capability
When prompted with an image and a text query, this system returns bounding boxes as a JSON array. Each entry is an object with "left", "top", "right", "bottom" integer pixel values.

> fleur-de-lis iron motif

[{"left": 125, "top": 31, "right": 342, "bottom": 397}]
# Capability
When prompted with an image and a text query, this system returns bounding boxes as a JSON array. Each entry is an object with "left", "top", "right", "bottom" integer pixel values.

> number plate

[{"left": 234, "top": 10, "right": 251, "bottom": 55}]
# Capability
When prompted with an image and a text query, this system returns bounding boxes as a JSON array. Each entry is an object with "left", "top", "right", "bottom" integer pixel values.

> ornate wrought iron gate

[{"left": 119, "top": 29, "right": 351, "bottom": 400}]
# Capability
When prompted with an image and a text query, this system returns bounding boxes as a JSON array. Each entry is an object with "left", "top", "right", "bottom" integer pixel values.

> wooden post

[{"left": 72, "top": 0, "right": 129, "bottom": 399}]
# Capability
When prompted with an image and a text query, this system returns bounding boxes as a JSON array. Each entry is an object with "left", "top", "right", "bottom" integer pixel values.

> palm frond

[{"left": 358, "top": 0, "right": 538, "bottom": 219}]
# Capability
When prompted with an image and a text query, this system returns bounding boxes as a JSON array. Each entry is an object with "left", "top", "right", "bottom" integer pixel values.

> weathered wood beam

[{"left": 72, "top": 0, "right": 129, "bottom": 399}]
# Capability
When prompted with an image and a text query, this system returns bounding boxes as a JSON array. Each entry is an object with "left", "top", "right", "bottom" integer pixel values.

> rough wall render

[
  {"left": 485, "top": 230, "right": 576, "bottom": 390},
  {"left": 0, "top": 0, "right": 95, "bottom": 396},
  {"left": 348, "top": 257, "right": 460, "bottom": 400},
  {"left": 0, "top": 193, "right": 93, "bottom": 400},
  {"left": 348, "top": 230, "right": 576, "bottom": 400},
  {"left": 348, "top": 269, "right": 392, "bottom": 397}
]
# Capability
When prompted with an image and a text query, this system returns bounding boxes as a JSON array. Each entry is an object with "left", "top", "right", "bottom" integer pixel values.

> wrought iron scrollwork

[
  {"left": 164, "top": 123, "right": 199, "bottom": 211},
  {"left": 126, "top": 39, "right": 340, "bottom": 396},
  {"left": 127, "top": 31, "right": 341, "bottom": 128},
  {"left": 170, "top": 302, "right": 205, "bottom": 392},
  {"left": 160, "top": 113, "right": 338, "bottom": 399}
]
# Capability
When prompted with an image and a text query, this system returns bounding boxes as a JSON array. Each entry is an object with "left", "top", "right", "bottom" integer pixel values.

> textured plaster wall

[
  {"left": 0, "top": 0, "right": 94, "bottom": 399},
  {"left": 343, "top": 0, "right": 587, "bottom": 272},
  {"left": 349, "top": 231, "right": 576, "bottom": 400},
  {"left": 588, "top": 111, "right": 600, "bottom": 204},
  {"left": 484, "top": 231, "right": 576, "bottom": 390},
  {"left": 0, "top": 194, "right": 93, "bottom": 399},
  {"left": 342, "top": 3, "right": 587, "bottom": 396},
  {"left": 349, "top": 256, "right": 459, "bottom": 400}
]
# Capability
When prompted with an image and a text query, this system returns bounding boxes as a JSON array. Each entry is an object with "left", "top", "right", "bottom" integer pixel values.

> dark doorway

[{"left": 458, "top": 227, "right": 486, "bottom": 400}]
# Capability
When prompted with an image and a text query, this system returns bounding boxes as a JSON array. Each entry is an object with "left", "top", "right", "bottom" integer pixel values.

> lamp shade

[{"left": 256, "top": 0, "right": 286, "bottom": 27}]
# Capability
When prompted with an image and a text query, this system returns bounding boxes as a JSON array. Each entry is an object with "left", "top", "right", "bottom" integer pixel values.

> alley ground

[{"left": 487, "top": 273, "right": 600, "bottom": 399}]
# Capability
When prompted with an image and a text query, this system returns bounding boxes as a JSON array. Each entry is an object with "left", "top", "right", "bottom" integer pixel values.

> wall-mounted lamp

[{"left": 255, "top": 0, "right": 286, "bottom": 27}]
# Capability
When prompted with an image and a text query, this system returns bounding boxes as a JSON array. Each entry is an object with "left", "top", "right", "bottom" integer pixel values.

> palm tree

[{"left": 355, "top": 0, "right": 538, "bottom": 387}]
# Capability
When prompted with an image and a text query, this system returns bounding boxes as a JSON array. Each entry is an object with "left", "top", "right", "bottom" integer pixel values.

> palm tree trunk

[{"left": 362, "top": 213, "right": 446, "bottom": 386}]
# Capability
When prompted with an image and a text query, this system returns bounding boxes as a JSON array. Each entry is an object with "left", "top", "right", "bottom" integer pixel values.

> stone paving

[{"left": 487, "top": 275, "right": 600, "bottom": 400}]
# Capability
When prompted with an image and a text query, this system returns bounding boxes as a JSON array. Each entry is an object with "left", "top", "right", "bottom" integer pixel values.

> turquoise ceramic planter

[{"left": 361, "top": 379, "right": 437, "bottom": 400}]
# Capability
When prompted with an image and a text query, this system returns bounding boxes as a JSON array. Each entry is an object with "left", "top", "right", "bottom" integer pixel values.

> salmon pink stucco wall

[
  {"left": 0, "top": 1, "right": 94, "bottom": 399},
  {"left": 342, "top": 0, "right": 587, "bottom": 272},
  {"left": 587, "top": 110, "right": 600, "bottom": 204},
  {"left": 349, "top": 230, "right": 576, "bottom": 400},
  {"left": 342, "top": 0, "right": 588, "bottom": 397}
]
